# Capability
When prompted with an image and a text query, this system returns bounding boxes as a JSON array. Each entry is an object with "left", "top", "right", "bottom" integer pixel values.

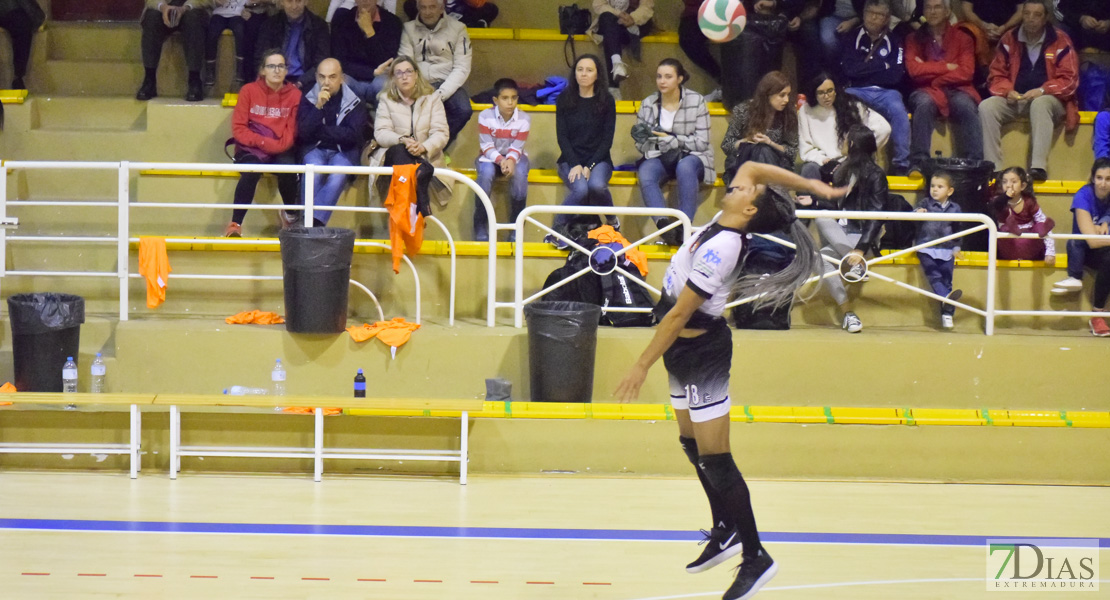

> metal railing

[{"left": 0, "top": 161, "right": 494, "bottom": 326}]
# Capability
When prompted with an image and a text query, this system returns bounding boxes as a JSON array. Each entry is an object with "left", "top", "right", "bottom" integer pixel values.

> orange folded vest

[
  {"left": 225, "top": 310, "right": 285, "bottom": 325},
  {"left": 346, "top": 317, "right": 421, "bottom": 359},
  {"left": 385, "top": 164, "right": 426, "bottom": 274},
  {"left": 588, "top": 225, "right": 649, "bottom": 276},
  {"left": 138, "top": 237, "right": 172, "bottom": 309}
]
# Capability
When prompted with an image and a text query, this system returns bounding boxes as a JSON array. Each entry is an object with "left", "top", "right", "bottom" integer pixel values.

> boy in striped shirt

[{"left": 474, "top": 78, "right": 530, "bottom": 241}]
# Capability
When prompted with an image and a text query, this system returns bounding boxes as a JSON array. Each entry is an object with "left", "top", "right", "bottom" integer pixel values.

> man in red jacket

[
  {"left": 978, "top": 0, "right": 1078, "bottom": 182},
  {"left": 905, "top": 0, "right": 982, "bottom": 171}
]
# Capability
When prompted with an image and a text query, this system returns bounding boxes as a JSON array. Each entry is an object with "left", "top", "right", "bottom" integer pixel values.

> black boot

[
  {"left": 185, "top": 71, "right": 204, "bottom": 102},
  {"left": 136, "top": 68, "right": 157, "bottom": 101}
]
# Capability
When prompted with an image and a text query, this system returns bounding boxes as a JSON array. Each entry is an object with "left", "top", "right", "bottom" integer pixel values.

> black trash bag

[
  {"left": 7, "top": 293, "right": 85, "bottom": 392},
  {"left": 524, "top": 301, "right": 601, "bottom": 403},
  {"left": 278, "top": 227, "right": 356, "bottom": 334}
]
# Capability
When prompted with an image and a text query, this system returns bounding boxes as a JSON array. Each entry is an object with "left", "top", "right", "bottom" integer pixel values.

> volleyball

[{"left": 698, "top": 0, "right": 747, "bottom": 43}]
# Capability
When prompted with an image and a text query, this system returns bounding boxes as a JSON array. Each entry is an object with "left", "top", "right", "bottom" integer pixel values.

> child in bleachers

[
  {"left": 589, "top": 0, "right": 655, "bottom": 100},
  {"left": 473, "top": 78, "right": 531, "bottom": 242},
  {"left": 991, "top": 166, "right": 1056, "bottom": 263},
  {"left": 914, "top": 170, "right": 963, "bottom": 330}
]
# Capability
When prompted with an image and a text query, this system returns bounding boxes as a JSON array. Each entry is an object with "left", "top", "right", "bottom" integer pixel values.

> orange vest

[{"left": 385, "top": 163, "right": 426, "bottom": 274}]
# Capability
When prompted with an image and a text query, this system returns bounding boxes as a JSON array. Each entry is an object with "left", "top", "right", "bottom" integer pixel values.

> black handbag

[{"left": 558, "top": 4, "right": 592, "bottom": 67}]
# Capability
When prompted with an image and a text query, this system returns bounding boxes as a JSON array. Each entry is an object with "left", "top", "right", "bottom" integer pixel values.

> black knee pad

[
  {"left": 698, "top": 453, "right": 743, "bottom": 492},
  {"left": 679, "top": 436, "right": 699, "bottom": 466}
]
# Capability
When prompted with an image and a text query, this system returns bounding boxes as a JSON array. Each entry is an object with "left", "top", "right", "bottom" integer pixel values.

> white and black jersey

[{"left": 655, "top": 221, "right": 747, "bottom": 329}]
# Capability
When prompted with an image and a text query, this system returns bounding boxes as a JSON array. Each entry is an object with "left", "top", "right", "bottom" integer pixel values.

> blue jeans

[
  {"left": 918, "top": 252, "right": 955, "bottom": 315},
  {"left": 474, "top": 155, "right": 530, "bottom": 240},
  {"left": 302, "top": 147, "right": 357, "bottom": 225},
  {"left": 433, "top": 83, "right": 473, "bottom": 150},
  {"left": 345, "top": 73, "right": 388, "bottom": 107},
  {"left": 1095, "top": 111, "right": 1110, "bottom": 159},
  {"left": 637, "top": 154, "right": 704, "bottom": 221},
  {"left": 908, "top": 89, "right": 983, "bottom": 163},
  {"left": 846, "top": 86, "right": 910, "bottom": 169},
  {"left": 554, "top": 161, "right": 613, "bottom": 230}
]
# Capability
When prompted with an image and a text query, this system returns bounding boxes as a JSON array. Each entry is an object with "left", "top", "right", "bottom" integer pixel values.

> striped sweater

[{"left": 477, "top": 106, "right": 530, "bottom": 164}]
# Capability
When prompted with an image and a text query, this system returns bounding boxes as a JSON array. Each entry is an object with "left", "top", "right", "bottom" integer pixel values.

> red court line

[
  {"left": 77, "top": 573, "right": 106, "bottom": 577},
  {"left": 190, "top": 575, "right": 218, "bottom": 579},
  {"left": 21, "top": 573, "right": 50, "bottom": 576},
  {"left": 250, "top": 576, "right": 275, "bottom": 580},
  {"left": 358, "top": 578, "right": 387, "bottom": 582},
  {"left": 414, "top": 579, "right": 443, "bottom": 583},
  {"left": 134, "top": 574, "right": 163, "bottom": 578},
  {"left": 470, "top": 580, "right": 499, "bottom": 584},
  {"left": 583, "top": 582, "right": 613, "bottom": 585},
  {"left": 527, "top": 581, "right": 555, "bottom": 585},
  {"left": 302, "top": 577, "right": 330, "bottom": 581}
]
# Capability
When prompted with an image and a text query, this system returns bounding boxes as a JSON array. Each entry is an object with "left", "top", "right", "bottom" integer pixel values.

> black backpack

[
  {"left": 880, "top": 191, "right": 916, "bottom": 251},
  {"left": 541, "top": 237, "right": 655, "bottom": 327},
  {"left": 731, "top": 233, "right": 793, "bottom": 330}
]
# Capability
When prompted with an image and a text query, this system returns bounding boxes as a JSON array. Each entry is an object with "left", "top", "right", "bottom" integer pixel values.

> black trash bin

[
  {"left": 278, "top": 227, "right": 356, "bottom": 334},
  {"left": 7, "top": 293, "right": 85, "bottom": 392},
  {"left": 924, "top": 158, "right": 996, "bottom": 251},
  {"left": 524, "top": 301, "right": 602, "bottom": 403}
]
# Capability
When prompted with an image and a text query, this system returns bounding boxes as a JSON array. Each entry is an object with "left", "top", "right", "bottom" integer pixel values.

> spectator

[
  {"left": 1053, "top": 158, "right": 1110, "bottom": 336},
  {"left": 329, "top": 0, "right": 398, "bottom": 21},
  {"left": 817, "top": 0, "right": 864, "bottom": 74},
  {"left": 473, "top": 78, "right": 530, "bottom": 242},
  {"left": 991, "top": 166, "right": 1056, "bottom": 262},
  {"left": 399, "top": 0, "right": 473, "bottom": 150},
  {"left": 402, "top": 0, "right": 497, "bottom": 27},
  {"left": 331, "top": 0, "right": 402, "bottom": 104},
  {"left": 678, "top": 0, "right": 722, "bottom": 100},
  {"left": 913, "top": 170, "right": 963, "bottom": 329},
  {"left": 589, "top": 0, "right": 655, "bottom": 100},
  {"left": 255, "top": 0, "right": 329, "bottom": 90},
  {"left": 721, "top": 71, "right": 799, "bottom": 183},
  {"left": 797, "top": 125, "right": 886, "bottom": 333},
  {"left": 1062, "top": 0, "right": 1110, "bottom": 51},
  {"left": 905, "top": 0, "right": 983, "bottom": 170},
  {"left": 721, "top": 0, "right": 792, "bottom": 108},
  {"left": 0, "top": 0, "right": 44, "bottom": 90},
  {"left": 798, "top": 71, "right": 891, "bottom": 182},
  {"left": 979, "top": 0, "right": 1078, "bottom": 183},
  {"left": 961, "top": 0, "right": 1021, "bottom": 42},
  {"left": 1095, "top": 105, "right": 1110, "bottom": 159},
  {"left": 371, "top": 56, "right": 453, "bottom": 209},
  {"left": 841, "top": 0, "right": 912, "bottom": 175},
  {"left": 296, "top": 58, "right": 367, "bottom": 226},
  {"left": 549, "top": 54, "right": 617, "bottom": 249},
  {"left": 205, "top": 0, "right": 268, "bottom": 92},
  {"left": 785, "top": 0, "right": 826, "bottom": 91},
  {"left": 223, "top": 50, "right": 302, "bottom": 237},
  {"left": 137, "top": 0, "right": 212, "bottom": 102},
  {"left": 633, "top": 59, "right": 714, "bottom": 246}
]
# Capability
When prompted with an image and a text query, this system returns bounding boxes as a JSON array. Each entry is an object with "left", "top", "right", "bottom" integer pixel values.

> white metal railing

[
  {"left": 0, "top": 161, "right": 496, "bottom": 326},
  {"left": 508, "top": 205, "right": 692, "bottom": 328}
]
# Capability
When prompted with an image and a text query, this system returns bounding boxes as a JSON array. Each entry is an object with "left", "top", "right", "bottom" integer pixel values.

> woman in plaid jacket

[{"left": 633, "top": 58, "right": 714, "bottom": 245}]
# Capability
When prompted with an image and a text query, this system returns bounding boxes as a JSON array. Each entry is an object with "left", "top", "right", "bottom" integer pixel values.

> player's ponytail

[{"left": 732, "top": 187, "right": 820, "bottom": 310}]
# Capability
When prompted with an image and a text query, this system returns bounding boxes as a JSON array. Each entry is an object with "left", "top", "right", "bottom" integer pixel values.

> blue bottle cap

[{"left": 357, "top": 368, "right": 363, "bottom": 374}]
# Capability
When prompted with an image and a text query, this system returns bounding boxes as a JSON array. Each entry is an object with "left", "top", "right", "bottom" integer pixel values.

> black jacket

[
  {"left": 256, "top": 10, "right": 331, "bottom": 90},
  {"left": 330, "top": 8, "right": 403, "bottom": 83},
  {"left": 814, "top": 161, "right": 887, "bottom": 252}
]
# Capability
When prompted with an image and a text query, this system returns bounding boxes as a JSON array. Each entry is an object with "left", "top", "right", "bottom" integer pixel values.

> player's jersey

[{"left": 655, "top": 221, "right": 746, "bottom": 327}]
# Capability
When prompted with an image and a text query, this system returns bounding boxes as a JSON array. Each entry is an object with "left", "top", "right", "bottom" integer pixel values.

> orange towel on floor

[
  {"left": 138, "top": 237, "right": 172, "bottom": 309},
  {"left": 347, "top": 318, "right": 421, "bottom": 357},
  {"left": 225, "top": 310, "right": 285, "bottom": 325},
  {"left": 385, "top": 164, "right": 426, "bottom": 274},
  {"left": 0, "top": 381, "right": 14, "bottom": 404},
  {"left": 588, "top": 225, "right": 649, "bottom": 276}
]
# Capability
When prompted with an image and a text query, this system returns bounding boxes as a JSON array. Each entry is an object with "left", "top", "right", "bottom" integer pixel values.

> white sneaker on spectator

[
  {"left": 704, "top": 88, "right": 723, "bottom": 103},
  {"left": 612, "top": 60, "right": 629, "bottom": 84},
  {"left": 609, "top": 86, "right": 622, "bottom": 101},
  {"left": 842, "top": 311, "right": 862, "bottom": 333},
  {"left": 1052, "top": 277, "right": 1083, "bottom": 293},
  {"left": 941, "top": 314, "right": 954, "bottom": 330}
]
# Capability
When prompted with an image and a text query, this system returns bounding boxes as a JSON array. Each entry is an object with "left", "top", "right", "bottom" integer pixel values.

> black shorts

[{"left": 662, "top": 320, "right": 732, "bottom": 423}]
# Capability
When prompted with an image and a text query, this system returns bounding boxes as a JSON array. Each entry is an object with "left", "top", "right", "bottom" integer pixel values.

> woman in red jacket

[{"left": 225, "top": 49, "right": 303, "bottom": 237}]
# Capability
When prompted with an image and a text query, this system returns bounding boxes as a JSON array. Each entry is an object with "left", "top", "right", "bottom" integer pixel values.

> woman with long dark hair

[
  {"left": 633, "top": 58, "right": 713, "bottom": 245},
  {"left": 1055, "top": 158, "right": 1110, "bottom": 336},
  {"left": 797, "top": 124, "right": 887, "bottom": 333},
  {"left": 615, "top": 160, "right": 846, "bottom": 600},
  {"left": 549, "top": 54, "right": 617, "bottom": 248},
  {"left": 798, "top": 71, "right": 890, "bottom": 182},
  {"left": 720, "top": 71, "right": 798, "bottom": 183}
]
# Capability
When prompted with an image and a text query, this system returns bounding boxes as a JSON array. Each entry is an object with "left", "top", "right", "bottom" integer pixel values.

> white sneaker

[
  {"left": 611, "top": 60, "right": 628, "bottom": 83},
  {"left": 941, "top": 314, "right": 954, "bottom": 329},
  {"left": 704, "top": 88, "right": 723, "bottom": 103},
  {"left": 1052, "top": 277, "right": 1083, "bottom": 293},
  {"left": 842, "top": 311, "right": 862, "bottom": 333}
]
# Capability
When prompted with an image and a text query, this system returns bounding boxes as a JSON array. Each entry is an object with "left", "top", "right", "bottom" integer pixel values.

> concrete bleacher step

[
  {"left": 33, "top": 59, "right": 147, "bottom": 97},
  {"left": 30, "top": 97, "right": 148, "bottom": 131},
  {"left": 46, "top": 22, "right": 142, "bottom": 61}
]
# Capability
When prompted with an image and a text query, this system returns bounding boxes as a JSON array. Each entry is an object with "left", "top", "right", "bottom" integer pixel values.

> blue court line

[{"left": 1, "top": 518, "right": 1108, "bottom": 548}]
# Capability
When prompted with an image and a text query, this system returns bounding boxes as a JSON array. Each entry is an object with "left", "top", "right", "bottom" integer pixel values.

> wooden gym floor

[{"left": 0, "top": 472, "right": 1106, "bottom": 599}]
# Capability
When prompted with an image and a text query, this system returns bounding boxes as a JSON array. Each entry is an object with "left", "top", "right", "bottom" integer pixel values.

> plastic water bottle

[
  {"left": 62, "top": 357, "right": 78, "bottom": 393},
  {"left": 271, "top": 359, "right": 286, "bottom": 396},
  {"left": 353, "top": 369, "right": 366, "bottom": 398},
  {"left": 90, "top": 353, "right": 106, "bottom": 394},
  {"left": 223, "top": 386, "right": 269, "bottom": 396}
]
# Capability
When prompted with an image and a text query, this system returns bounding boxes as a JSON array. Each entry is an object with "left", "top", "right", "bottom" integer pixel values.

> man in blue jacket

[
  {"left": 296, "top": 58, "right": 368, "bottom": 227},
  {"left": 840, "top": 0, "right": 910, "bottom": 175}
]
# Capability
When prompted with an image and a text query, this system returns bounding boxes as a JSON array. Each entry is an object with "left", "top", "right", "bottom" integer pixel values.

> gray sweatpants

[
  {"left": 815, "top": 218, "right": 863, "bottom": 306},
  {"left": 978, "top": 94, "right": 1064, "bottom": 171}
]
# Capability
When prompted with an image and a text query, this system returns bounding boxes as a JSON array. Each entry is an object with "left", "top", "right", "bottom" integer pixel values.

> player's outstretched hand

[
  {"left": 812, "top": 180, "right": 850, "bottom": 201},
  {"left": 613, "top": 364, "right": 648, "bottom": 404}
]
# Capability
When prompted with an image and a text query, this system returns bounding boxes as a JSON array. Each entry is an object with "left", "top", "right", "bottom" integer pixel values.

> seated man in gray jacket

[{"left": 399, "top": 0, "right": 472, "bottom": 150}]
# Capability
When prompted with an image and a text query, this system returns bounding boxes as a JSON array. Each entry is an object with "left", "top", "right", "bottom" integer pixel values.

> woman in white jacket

[{"left": 797, "top": 72, "right": 891, "bottom": 182}]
